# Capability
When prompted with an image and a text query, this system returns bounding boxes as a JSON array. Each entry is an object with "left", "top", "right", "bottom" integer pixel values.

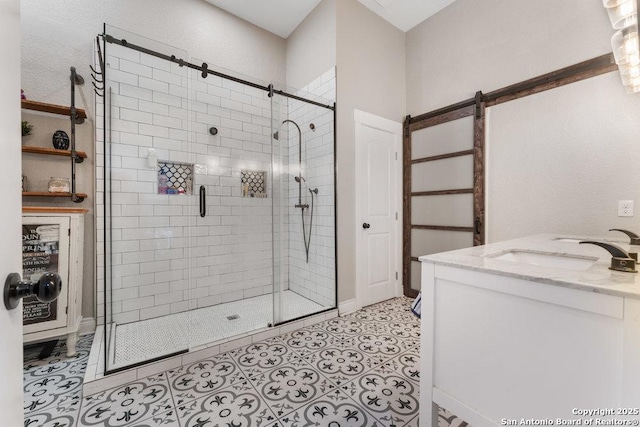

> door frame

[
  {"left": 354, "top": 109, "right": 403, "bottom": 311},
  {"left": 1, "top": 0, "right": 25, "bottom": 423}
]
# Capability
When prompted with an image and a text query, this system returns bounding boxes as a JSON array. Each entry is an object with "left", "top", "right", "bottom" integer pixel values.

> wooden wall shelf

[
  {"left": 23, "top": 192, "right": 88, "bottom": 200},
  {"left": 22, "top": 146, "right": 88, "bottom": 159},
  {"left": 21, "top": 68, "right": 87, "bottom": 203},
  {"left": 22, "top": 206, "right": 89, "bottom": 214},
  {"left": 22, "top": 99, "right": 87, "bottom": 120}
]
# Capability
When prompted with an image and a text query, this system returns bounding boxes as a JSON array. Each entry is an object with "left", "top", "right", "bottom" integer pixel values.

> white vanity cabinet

[
  {"left": 22, "top": 208, "right": 85, "bottom": 356},
  {"left": 419, "top": 235, "right": 640, "bottom": 427}
]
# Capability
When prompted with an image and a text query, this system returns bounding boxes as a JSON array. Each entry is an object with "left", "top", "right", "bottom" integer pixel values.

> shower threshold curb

[{"left": 82, "top": 308, "right": 338, "bottom": 397}]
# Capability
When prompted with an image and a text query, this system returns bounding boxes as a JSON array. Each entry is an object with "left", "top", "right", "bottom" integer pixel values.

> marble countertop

[{"left": 419, "top": 234, "right": 640, "bottom": 299}]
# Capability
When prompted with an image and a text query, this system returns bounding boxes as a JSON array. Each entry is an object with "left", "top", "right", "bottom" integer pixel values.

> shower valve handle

[{"left": 362, "top": 223, "right": 370, "bottom": 229}]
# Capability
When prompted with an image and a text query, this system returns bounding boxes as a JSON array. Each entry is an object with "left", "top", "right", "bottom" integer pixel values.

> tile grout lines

[
  {"left": 26, "top": 297, "right": 435, "bottom": 427},
  {"left": 138, "top": 296, "right": 419, "bottom": 426}
]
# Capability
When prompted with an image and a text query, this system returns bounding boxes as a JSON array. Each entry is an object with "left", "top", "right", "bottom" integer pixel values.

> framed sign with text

[
  {"left": 22, "top": 223, "right": 60, "bottom": 325},
  {"left": 21, "top": 216, "right": 69, "bottom": 333}
]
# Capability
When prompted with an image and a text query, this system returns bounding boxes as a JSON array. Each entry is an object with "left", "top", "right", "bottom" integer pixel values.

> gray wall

[
  {"left": 406, "top": 0, "right": 612, "bottom": 113},
  {"left": 336, "top": 0, "right": 406, "bottom": 304},
  {"left": 285, "top": 0, "right": 336, "bottom": 90},
  {"left": 406, "top": 0, "right": 640, "bottom": 244}
]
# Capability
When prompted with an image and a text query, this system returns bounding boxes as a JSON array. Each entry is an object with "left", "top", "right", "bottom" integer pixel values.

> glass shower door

[
  {"left": 102, "top": 26, "right": 193, "bottom": 372},
  {"left": 271, "top": 73, "right": 337, "bottom": 325},
  {"left": 185, "top": 63, "right": 279, "bottom": 347},
  {"left": 100, "top": 24, "right": 338, "bottom": 375}
]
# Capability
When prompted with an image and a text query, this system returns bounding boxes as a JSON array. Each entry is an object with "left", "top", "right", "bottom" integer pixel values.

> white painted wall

[
  {"left": 0, "top": 0, "right": 25, "bottom": 423},
  {"left": 21, "top": 0, "right": 287, "bottom": 319},
  {"left": 406, "top": 0, "right": 640, "bottom": 244},
  {"left": 406, "top": 0, "right": 612, "bottom": 113},
  {"left": 487, "top": 73, "right": 640, "bottom": 242},
  {"left": 285, "top": 0, "right": 336, "bottom": 90},
  {"left": 336, "top": 0, "right": 406, "bottom": 303}
]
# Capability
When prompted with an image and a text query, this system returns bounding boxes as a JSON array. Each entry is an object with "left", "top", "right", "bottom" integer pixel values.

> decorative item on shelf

[
  {"left": 21, "top": 175, "right": 28, "bottom": 192},
  {"left": 21, "top": 121, "right": 33, "bottom": 137},
  {"left": 21, "top": 89, "right": 26, "bottom": 100},
  {"left": 158, "top": 171, "right": 169, "bottom": 194},
  {"left": 52, "top": 130, "right": 70, "bottom": 150},
  {"left": 48, "top": 177, "right": 70, "bottom": 193}
]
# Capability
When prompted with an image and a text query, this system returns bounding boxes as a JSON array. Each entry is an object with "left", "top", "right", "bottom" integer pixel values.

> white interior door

[
  {"left": 355, "top": 110, "right": 402, "bottom": 308},
  {"left": 0, "top": 0, "right": 26, "bottom": 423}
]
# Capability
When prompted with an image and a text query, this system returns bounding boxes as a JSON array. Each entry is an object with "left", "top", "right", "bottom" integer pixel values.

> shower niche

[
  {"left": 157, "top": 161, "right": 194, "bottom": 195},
  {"left": 241, "top": 170, "right": 267, "bottom": 198},
  {"left": 96, "top": 25, "right": 337, "bottom": 376}
]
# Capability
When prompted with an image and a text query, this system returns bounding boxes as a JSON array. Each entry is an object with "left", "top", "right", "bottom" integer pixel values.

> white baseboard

[
  {"left": 338, "top": 299, "right": 357, "bottom": 316},
  {"left": 79, "top": 317, "right": 96, "bottom": 336}
]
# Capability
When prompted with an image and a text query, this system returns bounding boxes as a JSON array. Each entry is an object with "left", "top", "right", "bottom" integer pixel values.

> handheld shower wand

[
  {"left": 283, "top": 119, "right": 305, "bottom": 208},
  {"left": 281, "top": 119, "right": 318, "bottom": 262}
]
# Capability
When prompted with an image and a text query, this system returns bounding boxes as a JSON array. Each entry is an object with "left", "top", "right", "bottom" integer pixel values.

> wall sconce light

[{"left": 603, "top": 0, "right": 640, "bottom": 93}]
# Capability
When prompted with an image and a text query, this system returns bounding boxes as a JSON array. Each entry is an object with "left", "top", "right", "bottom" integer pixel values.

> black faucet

[
  {"left": 609, "top": 229, "right": 640, "bottom": 245},
  {"left": 579, "top": 241, "right": 637, "bottom": 273}
]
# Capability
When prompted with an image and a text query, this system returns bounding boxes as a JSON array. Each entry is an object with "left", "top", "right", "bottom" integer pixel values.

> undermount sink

[
  {"left": 553, "top": 238, "right": 583, "bottom": 243},
  {"left": 487, "top": 250, "right": 598, "bottom": 271}
]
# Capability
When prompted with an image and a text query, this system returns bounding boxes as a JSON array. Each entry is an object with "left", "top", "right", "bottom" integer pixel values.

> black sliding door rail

[{"left": 103, "top": 33, "right": 335, "bottom": 111}]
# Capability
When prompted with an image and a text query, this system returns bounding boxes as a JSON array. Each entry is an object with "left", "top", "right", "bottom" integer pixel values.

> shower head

[
  {"left": 295, "top": 176, "right": 306, "bottom": 183},
  {"left": 282, "top": 119, "right": 301, "bottom": 133},
  {"left": 310, "top": 188, "right": 318, "bottom": 194},
  {"left": 274, "top": 120, "right": 302, "bottom": 141}
]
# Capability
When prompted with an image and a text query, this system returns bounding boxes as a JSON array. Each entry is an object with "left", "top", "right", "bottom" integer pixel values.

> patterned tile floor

[{"left": 23, "top": 297, "right": 470, "bottom": 427}]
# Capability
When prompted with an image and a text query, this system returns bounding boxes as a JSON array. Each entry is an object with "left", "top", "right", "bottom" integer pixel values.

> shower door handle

[{"left": 199, "top": 185, "right": 206, "bottom": 217}]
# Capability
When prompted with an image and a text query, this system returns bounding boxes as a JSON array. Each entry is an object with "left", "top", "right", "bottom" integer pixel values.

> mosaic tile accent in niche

[
  {"left": 241, "top": 170, "right": 267, "bottom": 198},
  {"left": 158, "top": 161, "right": 193, "bottom": 195}
]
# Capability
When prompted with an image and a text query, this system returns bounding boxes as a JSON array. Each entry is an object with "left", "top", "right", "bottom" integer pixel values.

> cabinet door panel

[{"left": 22, "top": 216, "right": 70, "bottom": 334}]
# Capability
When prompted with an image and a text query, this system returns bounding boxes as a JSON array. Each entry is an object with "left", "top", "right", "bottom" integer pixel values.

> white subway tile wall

[
  {"left": 285, "top": 68, "right": 336, "bottom": 311},
  {"left": 96, "top": 41, "right": 335, "bottom": 333}
]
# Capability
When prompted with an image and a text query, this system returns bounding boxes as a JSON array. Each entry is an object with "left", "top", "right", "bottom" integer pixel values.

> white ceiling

[
  {"left": 206, "top": 0, "right": 322, "bottom": 38},
  {"left": 357, "top": 0, "right": 457, "bottom": 32},
  {"left": 206, "top": 0, "right": 456, "bottom": 39}
]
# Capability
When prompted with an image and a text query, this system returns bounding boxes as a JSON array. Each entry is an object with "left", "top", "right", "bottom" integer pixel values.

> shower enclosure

[{"left": 96, "top": 26, "right": 336, "bottom": 373}]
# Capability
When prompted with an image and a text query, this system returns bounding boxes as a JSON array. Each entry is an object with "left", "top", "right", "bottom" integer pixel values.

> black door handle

[
  {"left": 199, "top": 185, "right": 206, "bottom": 218},
  {"left": 4, "top": 272, "right": 62, "bottom": 310},
  {"left": 362, "top": 223, "right": 370, "bottom": 229}
]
